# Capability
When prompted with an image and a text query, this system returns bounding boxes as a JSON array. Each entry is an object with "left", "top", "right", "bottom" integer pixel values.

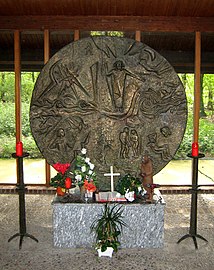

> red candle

[
  {"left": 16, "top": 141, "right": 23, "bottom": 156},
  {"left": 65, "top": 177, "right": 72, "bottom": 189},
  {"left": 192, "top": 142, "right": 199, "bottom": 157}
]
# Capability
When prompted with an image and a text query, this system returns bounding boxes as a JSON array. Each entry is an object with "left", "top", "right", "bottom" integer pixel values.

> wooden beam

[
  {"left": 1, "top": 16, "right": 214, "bottom": 32},
  {"left": 193, "top": 31, "right": 201, "bottom": 143},
  {"left": 44, "top": 29, "right": 51, "bottom": 186},
  {"left": 14, "top": 30, "right": 21, "bottom": 143}
]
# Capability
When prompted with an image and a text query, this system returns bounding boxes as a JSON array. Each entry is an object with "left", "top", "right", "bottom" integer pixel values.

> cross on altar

[{"left": 104, "top": 166, "right": 120, "bottom": 192}]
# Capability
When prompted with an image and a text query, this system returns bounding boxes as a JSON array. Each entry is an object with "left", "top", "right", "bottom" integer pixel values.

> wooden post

[
  {"left": 44, "top": 29, "right": 51, "bottom": 186},
  {"left": 14, "top": 30, "right": 21, "bottom": 143},
  {"left": 74, "top": 30, "right": 80, "bottom": 41},
  {"left": 135, "top": 31, "right": 141, "bottom": 42},
  {"left": 14, "top": 30, "right": 22, "bottom": 185},
  {"left": 193, "top": 32, "right": 201, "bottom": 143}
]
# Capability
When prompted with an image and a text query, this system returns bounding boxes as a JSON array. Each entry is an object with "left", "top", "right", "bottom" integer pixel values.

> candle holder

[
  {"left": 177, "top": 153, "right": 208, "bottom": 249},
  {"left": 8, "top": 152, "right": 38, "bottom": 249}
]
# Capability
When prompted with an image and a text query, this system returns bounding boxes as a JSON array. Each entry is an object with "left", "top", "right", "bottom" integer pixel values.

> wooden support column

[
  {"left": 74, "top": 30, "right": 80, "bottom": 41},
  {"left": 135, "top": 31, "right": 141, "bottom": 42},
  {"left": 193, "top": 32, "right": 201, "bottom": 143},
  {"left": 44, "top": 29, "right": 51, "bottom": 186},
  {"left": 14, "top": 30, "right": 21, "bottom": 143},
  {"left": 14, "top": 30, "right": 22, "bottom": 185}
]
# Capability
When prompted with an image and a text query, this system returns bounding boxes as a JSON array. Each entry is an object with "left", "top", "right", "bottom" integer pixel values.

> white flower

[
  {"left": 89, "top": 163, "right": 95, "bottom": 170},
  {"left": 125, "top": 190, "right": 135, "bottom": 202},
  {"left": 81, "top": 148, "right": 87, "bottom": 155},
  {"left": 75, "top": 174, "right": 82, "bottom": 181},
  {"left": 81, "top": 165, "right": 86, "bottom": 172},
  {"left": 85, "top": 157, "right": 90, "bottom": 164},
  {"left": 88, "top": 170, "right": 93, "bottom": 175}
]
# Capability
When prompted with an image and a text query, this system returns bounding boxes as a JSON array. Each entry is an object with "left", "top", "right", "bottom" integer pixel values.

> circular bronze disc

[{"left": 30, "top": 36, "right": 187, "bottom": 189}]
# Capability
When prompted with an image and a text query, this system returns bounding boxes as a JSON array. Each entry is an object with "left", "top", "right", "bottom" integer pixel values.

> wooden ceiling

[
  {"left": 0, "top": 0, "right": 214, "bottom": 17},
  {"left": 0, "top": 0, "right": 214, "bottom": 72}
]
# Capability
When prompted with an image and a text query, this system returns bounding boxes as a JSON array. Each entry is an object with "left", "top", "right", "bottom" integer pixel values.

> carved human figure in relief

[
  {"left": 119, "top": 127, "right": 130, "bottom": 159},
  {"left": 140, "top": 155, "right": 154, "bottom": 201},
  {"left": 147, "top": 133, "right": 171, "bottom": 161},
  {"left": 105, "top": 60, "right": 145, "bottom": 113},
  {"left": 129, "top": 129, "right": 139, "bottom": 157}
]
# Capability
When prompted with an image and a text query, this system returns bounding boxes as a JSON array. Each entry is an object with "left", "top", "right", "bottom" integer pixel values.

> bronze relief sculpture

[{"left": 30, "top": 36, "right": 187, "bottom": 190}]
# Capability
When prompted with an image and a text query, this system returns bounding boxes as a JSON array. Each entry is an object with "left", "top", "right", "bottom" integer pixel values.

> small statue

[{"left": 140, "top": 155, "right": 154, "bottom": 202}]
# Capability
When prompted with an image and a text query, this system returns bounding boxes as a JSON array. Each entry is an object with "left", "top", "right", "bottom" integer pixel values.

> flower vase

[
  {"left": 56, "top": 187, "right": 65, "bottom": 196},
  {"left": 97, "top": 247, "right": 114, "bottom": 258},
  {"left": 79, "top": 185, "right": 86, "bottom": 201}
]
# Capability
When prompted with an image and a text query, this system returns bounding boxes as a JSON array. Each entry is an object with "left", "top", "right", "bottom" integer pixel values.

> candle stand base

[
  {"left": 8, "top": 232, "right": 39, "bottom": 250},
  {"left": 8, "top": 153, "right": 38, "bottom": 249},
  {"left": 177, "top": 233, "right": 208, "bottom": 250},
  {"left": 177, "top": 153, "right": 208, "bottom": 249}
]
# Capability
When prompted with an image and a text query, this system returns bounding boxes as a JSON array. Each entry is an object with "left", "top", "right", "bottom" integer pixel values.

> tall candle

[
  {"left": 16, "top": 141, "right": 23, "bottom": 156},
  {"left": 192, "top": 142, "right": 199, "bottom": 157}
]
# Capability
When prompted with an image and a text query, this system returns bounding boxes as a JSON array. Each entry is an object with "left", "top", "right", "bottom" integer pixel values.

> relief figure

[
  {"left": 119, "top": 127, "right": 131, "bottom": 159},
  {"left": 129, "top": 129, "right": 139, "bottom": 157},
  {"left": 147, "top": 133, "right": 171, "bottom": 161},
  {"left": 105, "top": 60, "right": 145, "bottom": 113}
]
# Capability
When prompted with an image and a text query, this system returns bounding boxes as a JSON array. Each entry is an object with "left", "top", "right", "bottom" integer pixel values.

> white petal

[
  {"left": 75, "top": 174, "right": 82, "bottom": 181},
  {"left": 90, "top": 163, "right": 95, "bottom": 170},
  {"left": 81, "top": 165, "right": 86, "bottom": 172},
  {"left": 81, "top": 148, "right": 87, "bottom": 154},
  {"left": 85, "top": 157, "right": 90, "bottom": 164}
]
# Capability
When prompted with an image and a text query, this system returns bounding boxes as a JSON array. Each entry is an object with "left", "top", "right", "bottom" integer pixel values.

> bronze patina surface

[{"left": 30, "top": 36, "right": 187, "bottom": 189}]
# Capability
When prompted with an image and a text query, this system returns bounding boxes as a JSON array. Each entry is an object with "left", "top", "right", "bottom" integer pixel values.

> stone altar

[{"left": 52, "top": 192, "right": 165, "bottom": 248}]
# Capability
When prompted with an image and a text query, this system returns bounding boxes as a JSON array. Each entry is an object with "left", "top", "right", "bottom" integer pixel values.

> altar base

[{"left": 52, "top": 193, "right": 165, "bottom": 248}]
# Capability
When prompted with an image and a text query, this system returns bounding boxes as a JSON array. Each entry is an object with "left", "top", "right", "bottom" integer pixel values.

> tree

[{"left": 203, "top": 74, "right": 214, "bottom": 113}]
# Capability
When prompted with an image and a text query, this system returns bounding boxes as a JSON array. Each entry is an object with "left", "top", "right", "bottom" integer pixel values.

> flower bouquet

[
  {"left": 74, "top": 148, "right": 96, "bottom": 192},
  {"left": 50, "top": 163, "right": 73, "bottom": 196},
  {"left": 73, "top": 148, "right": 97, "bottom": 199}
]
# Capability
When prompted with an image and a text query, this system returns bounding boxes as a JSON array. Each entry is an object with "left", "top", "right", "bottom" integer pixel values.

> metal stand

[
  {"left": 177, "top": 153, "right": 208, "bottom": 249},
  {"left": 8, "top": 153, "right": 38, "bottom": 249}
]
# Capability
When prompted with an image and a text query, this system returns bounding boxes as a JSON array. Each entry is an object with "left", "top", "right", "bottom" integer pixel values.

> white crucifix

[{"left": 104, "top": 166, "right": 120, "bottom": 192}]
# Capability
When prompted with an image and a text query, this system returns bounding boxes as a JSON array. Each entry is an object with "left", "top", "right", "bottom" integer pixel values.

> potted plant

[
  {"left": 90, "top": 203, "right": 127, "bottom": 257},
  {"left": 50, "top": 163, "right": 72, "bottom": 196},
  {"left": 115, "top": 174, "right": 142, "bottom": 201}
]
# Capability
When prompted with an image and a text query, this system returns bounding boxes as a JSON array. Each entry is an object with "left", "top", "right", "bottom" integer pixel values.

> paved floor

[{"left": 0, "top": 193, "right": 214, "bottom": 270}]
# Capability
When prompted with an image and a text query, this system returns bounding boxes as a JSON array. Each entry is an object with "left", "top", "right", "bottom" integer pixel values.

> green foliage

[
  {"left": 50, "top": 173, "right": 66, "bottom": 188},
  {"left": 90, "top": 203, "right": 127, "bottom": 252},
  {"left": 0, "top": 102, "right": 15, "bottom": 135},
  {"left": 0, "top": 134, "right": 42, "bottom": 158},
  {"left": 0, "top": 72, "right": 15, "bottom": 102},
  {"left": 22, "top": 103, "right": 32, "bottom": 136},
  {"left": 21, "top": 72, "right": 39, "bottom": 102},
  {"left": 116, "top": 174, "right": 142, "bottom": 195},
  {"left": 0, "top": 102, "right": 42, "bottom": 158},
  {"left": 0, "top": 135, "right": 15, "bottom": 158},
  {"left": 174, "top": 114, "right": 214, "bottom": 158},
  {"left": 22, "top": 136, "right": 43, "bottom": 158},
  {"left": 0, "top": 72, "right": 39, "bottom": 103}
]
